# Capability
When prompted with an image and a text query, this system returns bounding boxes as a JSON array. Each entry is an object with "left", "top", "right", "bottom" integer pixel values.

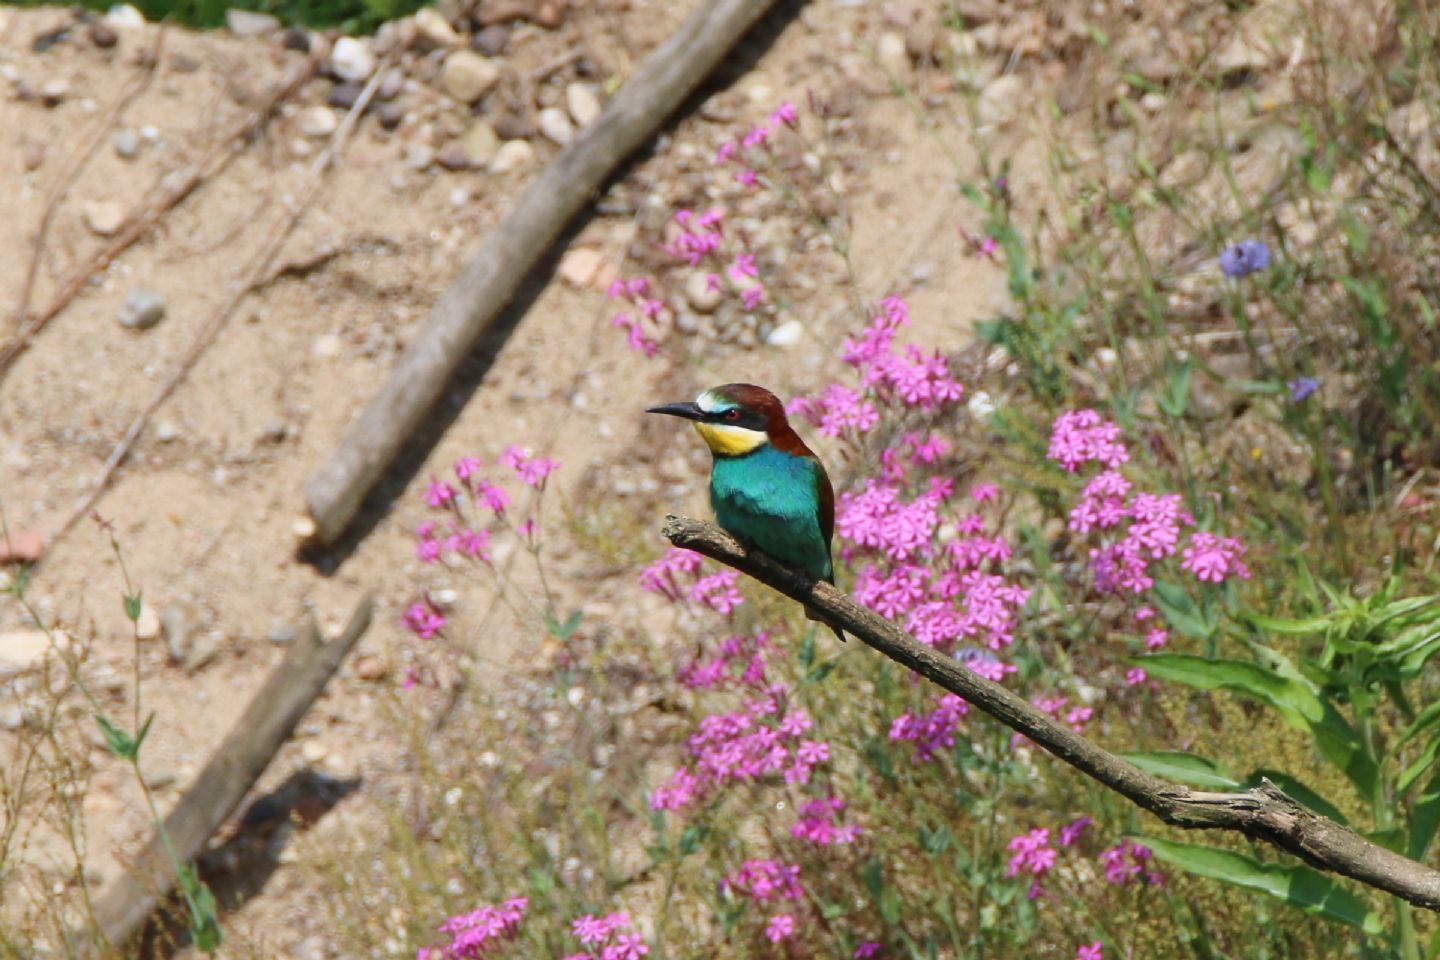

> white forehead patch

[{"left": 696, "top": 390, "right": 718, "bottom": 413}]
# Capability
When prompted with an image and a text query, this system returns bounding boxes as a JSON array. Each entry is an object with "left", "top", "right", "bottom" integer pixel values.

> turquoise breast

[{"left": 709, "top": 445, "right": 832, "bottom": 582}]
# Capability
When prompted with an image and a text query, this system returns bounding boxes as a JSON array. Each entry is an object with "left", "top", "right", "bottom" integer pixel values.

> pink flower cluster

[
  {"left": 1034, "top": 695, "right": 1093, "bottom": 734},
  {"left": 713, "top": 100, "right": 800, "bottom": 188},
  {"left": 790, "top": 794, "right": 861, "bottom": 846},
  {"left": 639, "top": 548, "right": 745, "bottom": 614},
  {"left": 605, "top": 276, "right": 663, "bottom": 357},
  {"left": 402, "top": 596, "right": 447, "bottom": 640},
  {"left": 649, "top": 684, "right": 830, "bottom": 811},
  {"left": 500, "top": 445, "right": 561, "bottom": 488},
  {"left": 1077, "top": 942, "right": 1103, "bottom": 960},
  {"left": 418, "top": 897, "right": 527, "bottom": 959},
  {"left": 677, "top": 629, "right": 770, "bottom": 691},
  {"left": 722, "top": 859, "right": 805, "bottom": 943},
  {"left": 1100, "top": 839, "right": 1164, "bottom": 886},
  {"left": 1049, "top": 411, "right": 1251, "bottom": 592},
  {"left": 563, "top": 911, "right": 650, "bottom": 960},
  {"left": 889, "top": 693, "right": 969, "bottom": 762},
  {"left": 790, "top": 297, "right": 963, "bottom": 434},
  {"left": 1005, "top": 827, "right": 1057, "bottom": 899}
]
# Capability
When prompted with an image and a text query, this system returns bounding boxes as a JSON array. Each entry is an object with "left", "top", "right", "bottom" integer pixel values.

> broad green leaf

[
  {"left": 1159, "top": 356, "right": 1196, "bottom": 418},
  {"left": 1135, "top": 654, "right": 1322, "bottom": 727},
  {"left": 1398, "top": 735, "right": 1440, "bottom": 796},
  {"left": 95, "top": 714, "right": 138, "bottom": 762},
  {"left": 1151, "top": 581, "right": 1212, "bottom": 639},
  {"left": 1242, "top": 769, "right": 1350, "bottom": 826},
  {"left": 1407, "top": 769, "right": 1440, "bottom": 860},
  {"left": 805, "top": 657, "right": 840, "bottom": 685},
  {"left": 123, "top": 592, "right": 143, "bottom": 623},
  {"left": 1245, "top": 611, "right": 1333, "bottom": 636},
  {"left": 1309, "top": 703, "right": 1380, "bottom": 803},
  {"left": 1119, "top": 751, "right": 1239, "bottom": 788},
  {"left": 1392, "top": 700, "right": 1440, "bottom": 756},
  {"left": 1141, "top": 837, "right": 1382, "bottom": 934},
  {"left": 797, "top": 630, "right": 816, "bottom": 670}
]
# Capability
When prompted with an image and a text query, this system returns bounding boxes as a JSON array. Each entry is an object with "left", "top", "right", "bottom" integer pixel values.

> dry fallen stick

[
  {"left": 663, "top": 514, "right": 1440, "bottom": 912},
  {"left": 0, "top": 47, "right": 322, "bottom": 381},
  {"left": 79, "top": 595, "right": 373, "bottom": 954},
  {"left": 45, "top": 63, "right": 386, "bottom": 554},
  {"left": 302, "top": 0, "right": 787, "bottom": 545}
]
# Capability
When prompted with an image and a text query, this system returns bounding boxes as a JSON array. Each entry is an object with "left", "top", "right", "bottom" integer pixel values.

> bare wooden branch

[
  {"left": 301, "top": 0, "right": 785, "bottom": 545},
  {"left": 663, "top": 515, "right": 1440, "bottom": 912},
  {"left": 80, "top": 596, "right": 374, "bottom": 953}
]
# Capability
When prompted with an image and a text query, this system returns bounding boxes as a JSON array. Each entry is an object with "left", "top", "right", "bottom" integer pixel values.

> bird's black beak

[{"left": 646, "top": 401, "right": 705, "bottom": 421}]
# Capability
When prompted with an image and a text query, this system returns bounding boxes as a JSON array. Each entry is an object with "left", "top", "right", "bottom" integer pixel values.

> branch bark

[
  {"left": 301, "top": 0, "right": 786, "bottom": 545},
  {"left": 663, "top": 515, "right": 1440, "bottom": 912}
]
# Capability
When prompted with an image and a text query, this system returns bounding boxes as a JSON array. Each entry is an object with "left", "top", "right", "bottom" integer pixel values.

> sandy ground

[{"left": 0, "top": 0, "right": 1044, "bottom": 951}]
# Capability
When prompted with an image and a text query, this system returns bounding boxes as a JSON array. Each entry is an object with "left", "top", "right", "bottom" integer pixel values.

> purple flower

[
  {"left": 1219, "top": 239, "right": 1271, "bottom": 278},
  {"left": 765, "top": 914, "right": 795, "bottom": 943},
  {"left": 1076, "top": 942, "right": 1103, "bottom": 960},
  {"left": 1287, "top": 376, "right": 1319, "bottom": 402}
]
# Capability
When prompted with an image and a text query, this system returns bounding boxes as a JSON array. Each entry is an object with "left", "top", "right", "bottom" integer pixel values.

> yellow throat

[{"left": 693, "top": 421, "right": 768, "bottom": 457}]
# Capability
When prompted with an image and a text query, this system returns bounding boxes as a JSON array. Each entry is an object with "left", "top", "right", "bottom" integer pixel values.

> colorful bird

[{"left": 647, "top": 383, "right": 843, "bottom": 640}]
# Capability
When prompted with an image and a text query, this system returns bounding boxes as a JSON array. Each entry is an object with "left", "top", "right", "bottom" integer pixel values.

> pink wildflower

[
  {"left": 1126, "top": 667, "right": 1147, "bottom": 685},
  {"left": 1047, "top": 410, "right": 1130, "bottom": 472},
  {"left": 424, "top": 896, "right": 527, "bottom": 960},
  {"left": 425, "top": 478, "right": 457, "bottom": 507},
  {"left": 1059, "top": 815, "right": 1093, "bottom": 847},
  {"left": 1181, "top": 532, "right": 1252, "bottom": 583},
  {"left": 1077, "top": 943, "right": 1103, "bottom": 960},
  {"left": 1144, "top": 628, "right": 1169, "bottom": 650},
  {"left": 765, "top": 915, "right": 795, "bottom": 943},
  {"left": 402, "top": 600, "right": 446, "bottom": 640}
]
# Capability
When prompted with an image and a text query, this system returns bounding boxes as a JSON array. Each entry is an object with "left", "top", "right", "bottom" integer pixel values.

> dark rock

[
  {"left": 436, "top": 144, "right": 471, "bottom": 170},
  {"left": 32, "top": 25, "right": 70, "bottom": 54},
  {"left": 376, "top": 101, "right": 405, "bottom": 131},
  {"left": 282, "top": 27, "right": 311, "bottom": 52},
  {"left": 470, "top": 24, "right": 509, "bottom": 56},
  {"left": 328, "top": 82, "right": 366, "bottom": 110},
  {"left": 87, "top": 20, "right": 118, "bottom": 48}
]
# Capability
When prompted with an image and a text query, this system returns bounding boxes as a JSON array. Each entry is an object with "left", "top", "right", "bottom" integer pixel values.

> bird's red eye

[{"left": 725, "top": 409, "right": 741, "bottom": 422}]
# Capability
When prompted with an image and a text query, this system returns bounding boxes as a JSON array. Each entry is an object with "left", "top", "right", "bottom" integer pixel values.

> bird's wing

[{"left": 815, "top": 458, "right": 835, "bottom": 547}]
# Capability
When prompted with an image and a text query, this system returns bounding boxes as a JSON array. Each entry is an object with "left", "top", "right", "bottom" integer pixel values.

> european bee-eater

[{"left": 647, "top": 383, "right": 843, "bottom": 640}]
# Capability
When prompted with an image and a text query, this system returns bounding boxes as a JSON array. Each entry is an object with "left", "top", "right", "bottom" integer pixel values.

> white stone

[
  {"left": 558, "top": 248, "right": 604, "bottom": 287},
  {"left": 414, "top": 7, "right": 461, "bottom": 47},
  {"left": 565, "top": 82, "right": 601, "bottom": 127},
  {"left": 134, "top": 606, "right": 160, "bottom": 641},
  {"left": 685, "top": 271, "right": 722, "bottom": 313},
  {"left": 84, "top": 201, "right": 125, "bottom": 236},
  {"left": 460, "top": 121, "right": 499, "bottom": 165},
  {"left": 490, "top": 139, "right": 534, "bottom": 173},
  {"left": 977, "top": 74, "right": 1025, "bottom": 127},
  {"left": 441, "top": 50, "right": 500, "bottom": 104},
  {"left": 877, "top": 31, "right": 909, "bottom": 74},
  {"left": 225, "top": 8, "right": 279, "bottom": 36},
  {"left": 105, "top": 4, "right": 146, "bottom": 28},
  {"left": 117, "top": 287, "right": 166, "bottom": 329},
  {"left": 330, "top": 37, "right": 376, "bottom": 84},
  {"left": 766, "top": 318, "right": 804, "bottom": 347},
  {"left": 297, "top": 105, "right": 338, "bottom": 138},
  {"left": 312, "top": 333, "right": 342, "bottom": 359},
  {"left": 0, "top": 630, "right": 60, "bottom": 677},
  {"left": 537, "top": 107, "right": 574, "bottom": 146}
]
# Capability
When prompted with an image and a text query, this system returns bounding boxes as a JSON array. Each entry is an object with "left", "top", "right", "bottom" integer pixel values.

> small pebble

[
  {"left": 403, "top": 143, "right": 435, "bottom": 170},
  {"left": 537, "top": 106, "right": 574, "bottom": 145},
  {"left": 459, "top": 121, "right": 499, "bottom": 164},
  {"left": 876, "top": 31, "right": 909, "bottom": 74},
  {"left": 470, "top": 23, "right": 509, "bottom": 56},
  {"left": 312, "top": 332, "right": 343, "bottom": 358},
  {"left": 113, "top": 127, "right": 140, "bottom": 159},
  {"left": 327, "top": 82, "right": 364, "bottom": 110},
  {"left": 685, "top": 271, "right": 722, "bottom": 313},
  {"left": 282, "top": 27, "right": 311, "bottom": 52},
  {"left": 436, "top": 144, "right": 471, "bottom": 170},
  {"left": 106, "top": 5, "right": 147, "bottom": 29},
  {"left": 170, "top": 52, "right": 201, "bottom": 73},
  {"left": 376, "top": 102, "right": 405, "bottom": 131},
  {"left": 490, "top": 138, "right": 534, "bottom": 173},
  {"left": 183, "top": 632, "right": 220, "bottom": 673},
  {"left": 154, "top": 420, "right": 181, "bottom": 442},
  {"left": 766, "top": 318, "right": 805, "bottom": 347},
  {"left": 84, "top": 201, "right": 125, "bottom": 237},
  {"left": 134, "top": 606, "right": 160, "bottom": 641},
  {"left": 355, "top": 655, "right": 388, "bottom": 681},
  {"left": 565, "top": 82, "right": 601, "bottom": 127},
  {"left": 377, "top": 67, "right": 404, "bottom": 101},
  {"left": 441, "top": 50, "right": 500, "bottom": 104},
  {"left": 118, "top": 287, "right": 166, "bottom": 329},
  {"left": 268, "top": 622, "right": 298, "bottom": 645},
  {"left": 301, "top": 740, "right": 327, "bottom": 764},
  {"left": 558, "top": 248, "right": 604, "bottom": 287},
  {"left": 87, "top": 20, "right": 118, "bottom": 48},
  {"left": 330, "top": 36, "right": 376, "bottom": 83},
  {"left": 40, "top": 78, "right": 69, "bottom": 107},
  {"left": 225, "top": 8, "right": 279, "bottom": 36},
  {"left": 414, "top": 7, "right": 461, "bottom": 47},
  {"left": 297, "top": 105, "right": 338, "bottom": 138}
]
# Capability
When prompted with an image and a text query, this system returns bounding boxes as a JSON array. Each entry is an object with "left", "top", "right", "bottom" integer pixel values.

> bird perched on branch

[{"left": 647, "top": 382, "right": 843, "bottom": 641}]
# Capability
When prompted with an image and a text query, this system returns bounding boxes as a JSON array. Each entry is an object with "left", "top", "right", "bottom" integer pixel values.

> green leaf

[
  {"left": 918, "top": 823, "right": 953, "bottom": 856},
  {"left": 1407, "top": 769, "right": 1440, "bottom": 860},
  {"left": 1119, "top": 751, "right": 1240, "bottom": 788},
  {"left": 1135, "top": 654, "right": 1322, "bottom": 727},
  {"left": 1392, "top": 699, "right": 1440, "bottom": 756},
  {"left": 1141, "top": 837, "right": 1382, "bottom": 934},
  {"left": 95, "top": 714, "right": 138, "bottom": 762},
  {"left": 177, "top": 864, "right": 223, "bottom": 953},
  {"left": 542, "top": 609, "right": 583, "bottom": 642},
  {"left": 805, "top": 657, "right": 840, "bottom": 685},
  {"left": 1242, "top": 769, "right": 1350, "bottom": 826},
  {"left": 1398, "top": 735, "right": 1440, "bottom": 796},
  {"left": 1158, "top": 356, "right": 1196, "bottom": 418},
  {"left": 1244, "top": 610, "right": 1334, "bottom": 636},
  {"left": 1151, "top": 581, "right": 1212, "bottom": 639},
  {"left": 1309, "top": 703, "right": 1379, "bottom": 803},
  {"left": 123, "top": 592, "right": 143, "bottom": 623}
]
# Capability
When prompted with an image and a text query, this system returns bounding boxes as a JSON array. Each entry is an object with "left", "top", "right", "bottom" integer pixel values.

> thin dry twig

[
  {"left": 0, "top": 47, "right": 323, "bottom": 381},
  {"left": 664, "top": 514, "right": 1440, "bottom": 912},
  {"left": 45, "top": 63, "right": 387, "bottom": 554}
]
